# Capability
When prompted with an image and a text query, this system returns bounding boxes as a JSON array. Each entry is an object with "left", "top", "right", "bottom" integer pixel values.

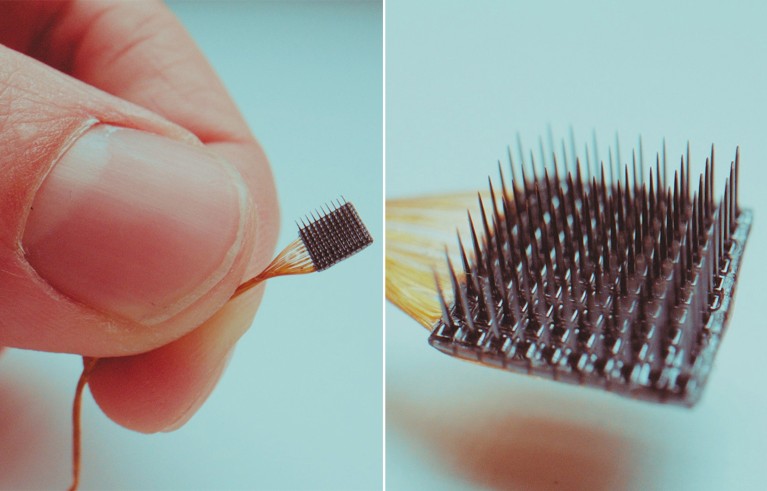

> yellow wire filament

[
  {"left": 232, "top": 239, "right": 316, "bottom": 299},
  {"left": 385, "top": 191, "right": 491, "bottom": 329}
]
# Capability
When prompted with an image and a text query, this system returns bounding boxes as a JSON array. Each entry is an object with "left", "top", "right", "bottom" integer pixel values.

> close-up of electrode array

[{"left": 430, "top": 147, "right": 751, "bottom": 406}]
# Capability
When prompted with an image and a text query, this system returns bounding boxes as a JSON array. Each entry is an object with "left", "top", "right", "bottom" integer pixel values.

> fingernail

[{"left": 22, "top": 125, "right": 251, "bottom": 325}]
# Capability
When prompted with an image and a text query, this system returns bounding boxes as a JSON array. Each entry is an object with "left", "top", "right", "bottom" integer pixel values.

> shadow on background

[{"left": 389, "top": 395, "right": 644, "bottom": 491}]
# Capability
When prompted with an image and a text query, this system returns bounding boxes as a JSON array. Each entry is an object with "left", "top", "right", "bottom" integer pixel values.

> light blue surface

[
  {"left": 387, "top": 1, "right": 767, "bottom": 490},
  {"left": 0, "top": 2, "right": 382, "bottom": 490}
]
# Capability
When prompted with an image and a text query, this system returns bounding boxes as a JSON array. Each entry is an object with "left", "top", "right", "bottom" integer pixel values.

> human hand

[{"left": 0, "top": 0, "right": 279, "bottom": 432}]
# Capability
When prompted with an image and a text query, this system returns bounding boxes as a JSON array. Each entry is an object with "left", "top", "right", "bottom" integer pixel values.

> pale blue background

[
  {"left": 0, "top": 2, "right": 382, "bottom": 490},
  {"left": 387, "top": 1, "right": 767, "bottom": 490}
]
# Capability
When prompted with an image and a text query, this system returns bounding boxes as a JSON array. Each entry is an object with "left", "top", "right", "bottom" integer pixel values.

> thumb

[{"left": 0, "top": 46, "right": 257, "bottom": 356}]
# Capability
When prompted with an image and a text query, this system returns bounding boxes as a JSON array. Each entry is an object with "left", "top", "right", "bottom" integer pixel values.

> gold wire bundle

[
  {"left": 232, "top": 239, "right": 316, "bottom": 299},
  {"left": 386, "top": 191, "right": 491, "bottom": 328}
]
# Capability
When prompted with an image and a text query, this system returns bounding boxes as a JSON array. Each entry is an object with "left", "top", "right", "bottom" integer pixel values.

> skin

[{"left": 0, "top": 0, "right": 280, "bottom": 433}]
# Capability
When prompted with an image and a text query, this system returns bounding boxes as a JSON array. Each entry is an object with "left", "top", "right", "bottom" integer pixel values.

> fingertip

[
  {"left": 88, "top": 343, "right": 232, "bottom": 434},
  {"left": 87, "top": 289, "right": 262, "bottom": 433}
]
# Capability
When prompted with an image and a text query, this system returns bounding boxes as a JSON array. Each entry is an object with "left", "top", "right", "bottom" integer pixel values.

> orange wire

[
  {"left": 69, "top": 357, "right": 100, "bottom": 491},
  {"left": 231, "top": 239, "right": 315, "bottom": 299}
]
